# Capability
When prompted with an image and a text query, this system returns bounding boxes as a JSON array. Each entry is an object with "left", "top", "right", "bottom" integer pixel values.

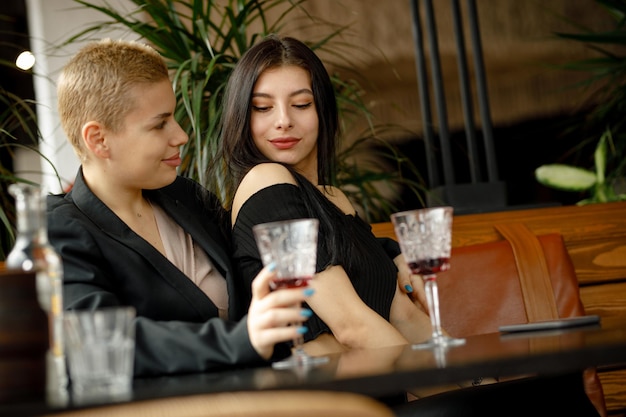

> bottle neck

[{"left": 12, "top": 184, "right": 49, "bottom": 244}]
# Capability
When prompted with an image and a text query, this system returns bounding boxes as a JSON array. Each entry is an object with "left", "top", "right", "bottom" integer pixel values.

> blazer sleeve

[{"left": 47, "top": 195, "right": 279, "bottom": 377}]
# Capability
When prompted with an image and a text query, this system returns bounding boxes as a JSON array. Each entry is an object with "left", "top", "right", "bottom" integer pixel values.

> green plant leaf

[
  {"left": 593, "top": 128, "right": 614, "bottom": 184},
  {"left": 535, "top": 164, "right": 597, "bottom": 191}
]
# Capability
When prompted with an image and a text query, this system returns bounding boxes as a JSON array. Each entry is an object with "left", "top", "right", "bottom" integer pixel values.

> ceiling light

[{"left": 15, "top": 50, "right": 35, "bottom": 71}]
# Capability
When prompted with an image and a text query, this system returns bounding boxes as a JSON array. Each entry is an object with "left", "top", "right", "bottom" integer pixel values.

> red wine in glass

[
  {"left": 408, "top": 258, "right": 450, "bottom": 276},
  {"left": 271, "top": 276, "right": 312, "bottom": 291}
]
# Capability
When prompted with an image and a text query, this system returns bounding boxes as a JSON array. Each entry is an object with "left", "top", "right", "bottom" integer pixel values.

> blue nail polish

[
  {"left": 303, "top": 288, "right": 315, "bottom": 297},
  {"left": 297, "top": 326, "right": 308, "bottom": 334},
  {"left": 301, "top": 309, "right": 313, "bottom": 318},
  {"left": 404, "top": 284, "right": 413, "bottom": 293},
  {"left": 268, "top": 262, "right": 276, "bottom": 272}
]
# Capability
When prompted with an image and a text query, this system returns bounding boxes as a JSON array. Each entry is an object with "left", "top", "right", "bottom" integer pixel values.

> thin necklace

[{"left": 136, "top": 201, "right": 149, "bottom": 217}]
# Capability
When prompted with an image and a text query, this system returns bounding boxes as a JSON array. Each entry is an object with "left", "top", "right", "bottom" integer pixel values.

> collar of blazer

[{"left": 68, "top": 167, "right": 232, "bottom": 278}]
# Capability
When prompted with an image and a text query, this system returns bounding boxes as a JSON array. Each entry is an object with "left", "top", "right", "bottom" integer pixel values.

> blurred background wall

[{"left": 2, "top": 0, "right": 609, "bottom": 206}]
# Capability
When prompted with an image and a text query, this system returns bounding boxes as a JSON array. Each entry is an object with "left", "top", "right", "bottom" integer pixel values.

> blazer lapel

[{"left": 69, "top": 170, "right": 221, "bottom": 319}]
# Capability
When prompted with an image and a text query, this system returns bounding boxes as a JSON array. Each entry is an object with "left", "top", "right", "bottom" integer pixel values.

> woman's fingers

[
  {"left": 248, "top": 264, "right": 314, "bottom": 358},
  {"left": 394, "top": 254, "right": 413, "bottom": 293},
  {"left": 248, "top": 295, "right": 311, "bottom": 359},
  {"left": 394, "top": 254, "right": 429, "bottom": 313},
  {"left": 250, "top": 306, "right": 309, "bottom": 342},
  {"left": 251, "top": 262, "right": 277, "bottom": 299},
  {"left": 253, "top": 301, "right": 310, "bottom": 329},
  {"left": 406, "top": 274, "right": 428, "bottom": 313}
]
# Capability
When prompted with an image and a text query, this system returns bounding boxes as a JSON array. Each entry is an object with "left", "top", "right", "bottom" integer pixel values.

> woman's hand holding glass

[
  {"left": 395, "top": 253, "right": 429, "bottom": 314},
  {"left": 253, "top": 218, "right": 329, "bottom": 369},
  {"left": 247, "top": 263, "right": 313, "bottom": 360}
]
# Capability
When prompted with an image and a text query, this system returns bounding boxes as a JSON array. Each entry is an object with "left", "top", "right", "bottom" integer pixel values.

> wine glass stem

[
  {"left": 424, "top": 275, "right": 445, "bottom": 340},
  {"left": 292, "top": 302, "right": 308, "bottom": 358},
  {"left": 293, "top": 335, "right": 306, "bottom": 356}
]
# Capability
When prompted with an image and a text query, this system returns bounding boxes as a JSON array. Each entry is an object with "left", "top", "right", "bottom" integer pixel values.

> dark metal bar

[
  {"left": 466, "top": 0, "right": 498, "bottom": 181},
  {"left": 409, "top": 0, "right": 438, "bottom": 188},
  {"left": 423, "top": 0, "right": 455, "bottom": 186},
  {"left": 450, "top": 0, "right": 480, "bottom": 183}
]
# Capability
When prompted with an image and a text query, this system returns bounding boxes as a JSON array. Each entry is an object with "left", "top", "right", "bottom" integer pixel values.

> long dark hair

[
  {"left": 214, "top": 34, "right": 358, "bottom": 268},
  {"left": 215, "top": 34, "right": 338, "bottom": 209}
]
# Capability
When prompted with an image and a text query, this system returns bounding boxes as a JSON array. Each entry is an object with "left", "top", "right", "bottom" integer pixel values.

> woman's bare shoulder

[{"left": 232, "top": 163, "right": 297, "bottom": 223}]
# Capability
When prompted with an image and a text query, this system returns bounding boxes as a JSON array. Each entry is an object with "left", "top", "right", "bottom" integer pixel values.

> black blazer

[{"left": 47, "top": 168, "right": 284, "bottom": 376}]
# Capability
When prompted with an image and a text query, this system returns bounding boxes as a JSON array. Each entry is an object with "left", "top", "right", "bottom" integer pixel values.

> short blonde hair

[{"left": 57, "top": 39, "right": 169, "bottom": 161}]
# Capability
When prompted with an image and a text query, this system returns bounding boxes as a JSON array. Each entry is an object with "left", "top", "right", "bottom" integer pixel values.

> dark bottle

[
  {"left": 6, "top": 183, "right": 68, "bottom": 402},
  {"left": 0, "top": 267, "right": 48, "bottom": 403}
]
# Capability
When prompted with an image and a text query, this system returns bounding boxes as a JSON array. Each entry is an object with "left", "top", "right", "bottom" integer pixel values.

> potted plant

[
  {"left": 63, "top": 0, "right": 427, "bottom": 222},
  {"left": 536, "top": 0, "right": 626, "bottom": 203},
  {"left": 1, "top": 19, "right": 64, "bottom": 259}
]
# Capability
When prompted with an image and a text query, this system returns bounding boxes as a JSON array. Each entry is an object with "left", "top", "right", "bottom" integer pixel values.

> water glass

[{"left": 63, "top": 306, "right": 135, "bottom": 402}]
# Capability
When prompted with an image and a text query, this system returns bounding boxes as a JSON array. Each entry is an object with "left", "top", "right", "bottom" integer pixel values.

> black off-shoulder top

[{"left": 231, "top": 183, "right": 400, "bottom": 342}]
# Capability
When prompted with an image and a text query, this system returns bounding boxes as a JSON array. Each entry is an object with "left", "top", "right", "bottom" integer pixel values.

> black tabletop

[
  {"left": 3, "top": 319, "right": 626, "bottom": 416},
  {"left": 132, "top": 320, "right": 626, "bottom": 398}
]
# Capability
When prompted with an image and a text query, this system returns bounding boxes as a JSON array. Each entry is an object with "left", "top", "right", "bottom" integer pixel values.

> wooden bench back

[{"left": 372, "top": 201, "right": 626, "bottom": 319}]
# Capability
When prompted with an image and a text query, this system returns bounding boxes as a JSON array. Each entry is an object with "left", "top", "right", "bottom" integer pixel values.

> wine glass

[
  {"left": 391, "top": 206, "right": 465, "bottom": 349},
  {"left": 253, "top": 218, "right": 329, "bottom": 369}
]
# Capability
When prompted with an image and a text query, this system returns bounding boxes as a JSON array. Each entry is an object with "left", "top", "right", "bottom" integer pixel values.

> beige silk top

[{"left": 152, "top": 202, "right": 229, "bottom": 319}]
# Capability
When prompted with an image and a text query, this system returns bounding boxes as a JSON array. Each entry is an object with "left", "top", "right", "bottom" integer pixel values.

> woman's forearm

[{"left": 307, "top": 265, "right": 408, "bottom": 349}]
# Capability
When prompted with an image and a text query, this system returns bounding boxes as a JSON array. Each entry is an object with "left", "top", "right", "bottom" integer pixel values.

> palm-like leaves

[
  {"left": 0, "top": 78, "right": 60, "bottom": 259},
  {"left": 63, "top": 0, "right": 427, "bottom": 221},
  {"left": 551, "top": 0, "right": 626, "bottom": 188},
  {"left": 0, "top": 88, "right": 38, "bottom": 253}
]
